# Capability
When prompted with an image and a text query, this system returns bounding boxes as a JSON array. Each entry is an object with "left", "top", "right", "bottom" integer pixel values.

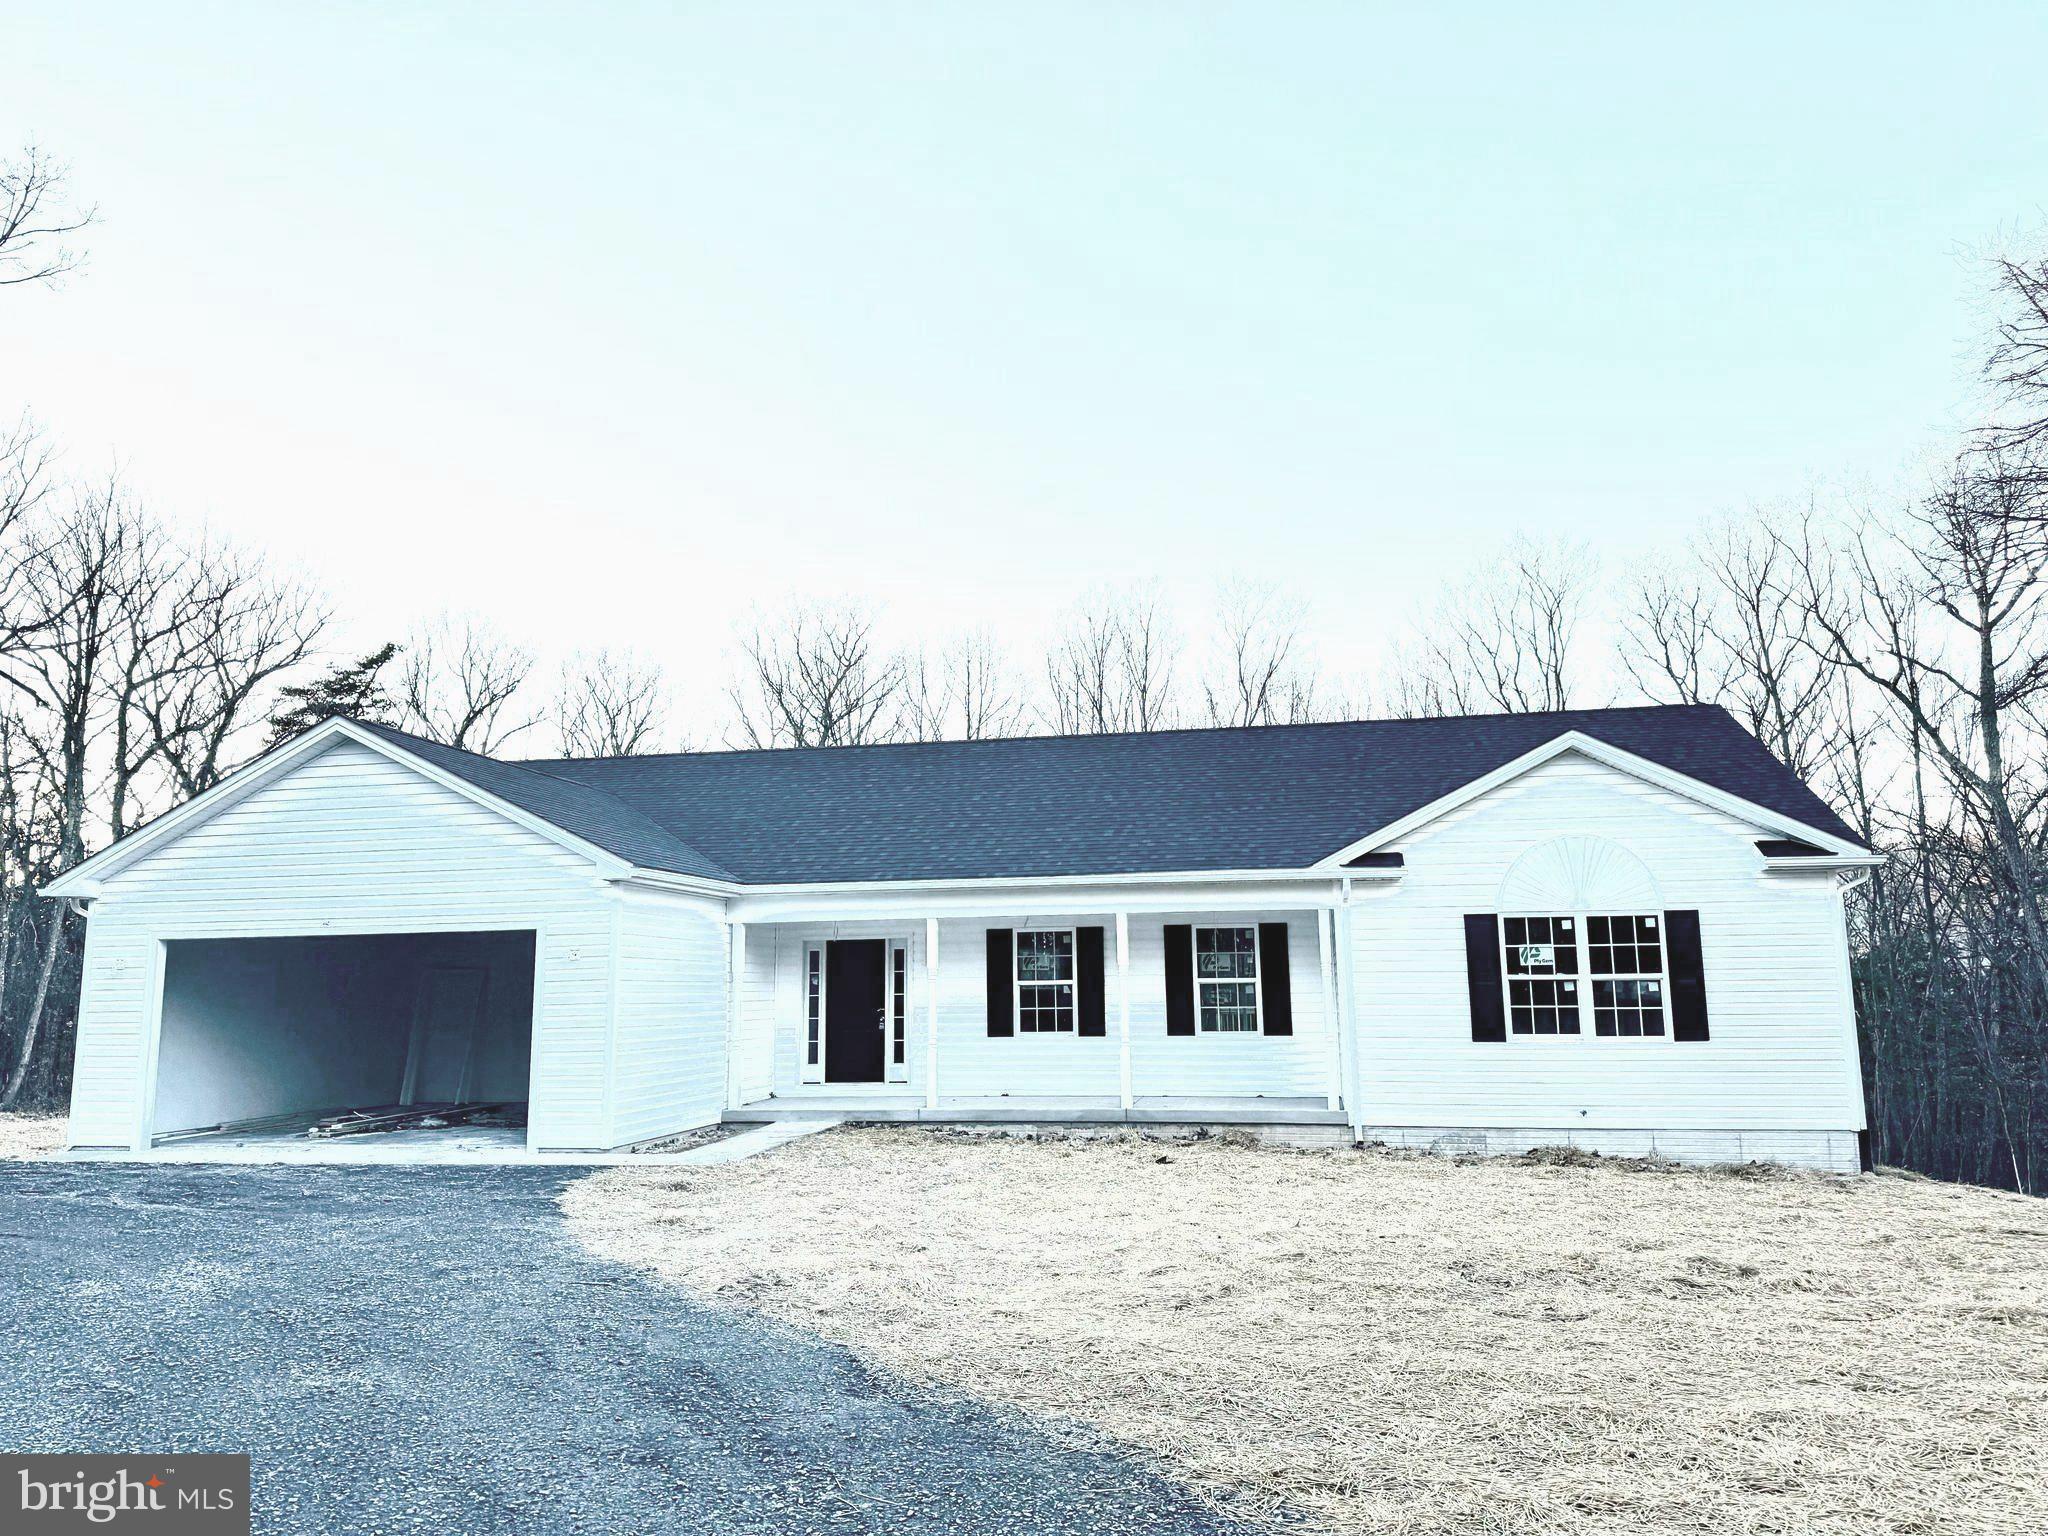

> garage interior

[{"left": 150, "top": 930, "right": 536, "bottom": 1145}]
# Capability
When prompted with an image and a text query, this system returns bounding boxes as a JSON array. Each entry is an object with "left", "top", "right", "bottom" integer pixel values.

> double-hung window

[
  {"left": 1501, "top": 913, "right": 1666, "bottom": 1040},
  {"left": 1586, "top": 915, "right": 1665, "bottom": 1037},
  {"left": 1194, "top": 925, "right": 1260, "bottom": 1033},
  {"left": 1014, "top": 929, "right": 1076, "bottom": 1033}
]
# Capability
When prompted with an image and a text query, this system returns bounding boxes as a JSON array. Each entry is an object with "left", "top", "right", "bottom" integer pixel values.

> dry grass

[
  {"left": 562, "top": 1128, "right": 2048, "bottom": 1536},
  {"left": 0, "top": 1112, "right": 65, "bottom": 1160}
]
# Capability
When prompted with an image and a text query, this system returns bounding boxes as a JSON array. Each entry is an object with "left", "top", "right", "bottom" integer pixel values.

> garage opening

[{"left": 150, "top": 930, "right": 536, "bottom": 1144}]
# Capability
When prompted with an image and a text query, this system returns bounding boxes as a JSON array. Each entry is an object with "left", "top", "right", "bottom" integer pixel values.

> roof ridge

[{"left": 517, "top": 702, "right": 1724, "bottom": 769}]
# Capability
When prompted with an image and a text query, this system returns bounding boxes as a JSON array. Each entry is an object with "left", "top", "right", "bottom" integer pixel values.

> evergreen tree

[{"left": 265, "top": 642, "right": 400, "bottom": 746}]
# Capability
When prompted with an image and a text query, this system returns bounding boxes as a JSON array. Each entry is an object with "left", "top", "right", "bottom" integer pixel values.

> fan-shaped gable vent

[{"left": 1497, "top": 835, "right": 1660, "bottom": 912}]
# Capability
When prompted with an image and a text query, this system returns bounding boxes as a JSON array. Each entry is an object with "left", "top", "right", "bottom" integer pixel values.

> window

[
  {"left": 1502, "top": 915, "right": 1580, "bottom": 1035},
  {"left": 1501, "top": 913, "right": 1667, "bottom": 1041},
  {"left": 1014, "top": 929, "right": 1075, "bottom": 1033},
  {"left": 1587, "top": 914, "right": 1665, "bottom": 1037},
  {"left": 803, "top": 942, "right": 824, "bottom": 1081},
  {"left": 1195, "top": 926, "right": 1260, "bottom": 1033},
  {"left": 890, "top": 942, "right": 909, "bottom": 1069}
]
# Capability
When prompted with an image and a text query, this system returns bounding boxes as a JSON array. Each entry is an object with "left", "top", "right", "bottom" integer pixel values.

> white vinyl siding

[
  {"left": 754, "top": 912, "right": 1329, "bottom": 1100},
  {"left": 67, "top": 739, "right": 618, "bottom": 1149},
  {"left": 1351, "top": 750, "right": 1864, "bottom": 1135},
  {"left": 608, "top": 887, "right": 729, "bottom": 1146}
]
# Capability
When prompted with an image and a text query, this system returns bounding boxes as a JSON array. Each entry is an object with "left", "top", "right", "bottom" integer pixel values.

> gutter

[{"left": 618, "top": 863, "right": 1406, "bottom": 900}]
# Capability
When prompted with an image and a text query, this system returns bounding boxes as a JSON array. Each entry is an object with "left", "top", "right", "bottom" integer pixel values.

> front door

[{"left": 824, "top": 939, "right": 887, "bottom": 1084}]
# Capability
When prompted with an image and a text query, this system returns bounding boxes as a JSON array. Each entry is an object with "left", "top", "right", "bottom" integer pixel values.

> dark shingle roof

[
  {"left": 352, "top": 721, "right": 736, "bottom": 881},
  {"left": 349, "top": 704, "right": 1863, "bottom": 885}
]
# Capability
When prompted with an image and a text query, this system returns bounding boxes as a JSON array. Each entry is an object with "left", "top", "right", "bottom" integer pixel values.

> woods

[{"left": 2, "top": 136, "right": 2043, "bottom": 1192}]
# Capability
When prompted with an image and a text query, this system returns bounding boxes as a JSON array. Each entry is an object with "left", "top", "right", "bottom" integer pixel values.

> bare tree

[
  {"left": 1393, "top": 541, "right": 1590, "bottom": 716},
  {"left": 904, "top": 631, "right": 1025, "bottom": 742},
  {"left": 1982, "top": 252, "right": 2048, "bottom": 459},
  {"left": 140, "top": 549, "right": 327, "bottom": 798},
  {"left": 0, "top": 144, "right": 94, "bottom": 290},
  {"left": 2, "top": 482, "right": 134, "bottom": 1105},
  {"left": 0, "top": 420, "right": 60, "bottom": 683},
  {"left": 1, "top": 489, "right": 329, "bottom": 1107},
  {"left": 1043, "top": 590, "right": 1178, "bottom": 734},
  {"left": 0, "top": 710, "right": 49, "bottom": 1103},
  {"left": 1623, "top": 515, "right": 1843, "bottom": 778},
  {"left": 726, "top": 603, "right": 904, "bottom": 749},
  {"left": 1201, "top": 582, "right": 1323, "bottom": 727},
  {"left": 1777, "top": 456, "right": 2048, "bottom": 999},
  {"left": 552, "top": 650, "right": 669, "bottom": 757},
  {"left": 397, "top": 617, "right": 536, "bottom": 754}
]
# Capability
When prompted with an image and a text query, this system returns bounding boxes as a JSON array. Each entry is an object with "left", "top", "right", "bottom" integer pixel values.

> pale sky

[{"left": 4, "top": 3, "right": 2044, "bottom": 736}]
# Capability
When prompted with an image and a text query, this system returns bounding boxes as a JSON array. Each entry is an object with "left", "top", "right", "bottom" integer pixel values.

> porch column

[
  {"left": 1318, "top": 907, "right": 1340, "bottom": 1111},
  {"left": 1115, "top": 911, "right": 1133, "bottom": 1109},
  {"left": 724, "top": 920, "right": 747, "bottom": 1111},
  {"left": 1335, "top": 878, "right": 1363, "bottom": 1140},
  {"left": 924, "top": 917, "right": 940, "bottom": 1109}
]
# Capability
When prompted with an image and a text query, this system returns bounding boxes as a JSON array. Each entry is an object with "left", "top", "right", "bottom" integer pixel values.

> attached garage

[
  {"left": 54, "top": 720, "right": 733, "bottom": 1154},
  {"left": 150, "top": 930, "right": 536, "bottom": 1140}
]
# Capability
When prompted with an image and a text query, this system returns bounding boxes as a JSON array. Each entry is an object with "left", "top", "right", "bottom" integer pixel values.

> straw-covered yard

[
  {"left": 0, "top": 1113, "right": 63, "bottom": 1160},
  {"left": 562, "top": 1127, "right": 2048, "bottom": 1536}
]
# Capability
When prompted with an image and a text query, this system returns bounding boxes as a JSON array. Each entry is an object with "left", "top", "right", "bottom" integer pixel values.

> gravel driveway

[{"left": 0, "top": 1164, "right": 1257, "bottom": 1535}]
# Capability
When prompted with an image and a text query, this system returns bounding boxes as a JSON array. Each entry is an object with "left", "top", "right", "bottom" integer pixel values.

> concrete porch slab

[{"left": 725, "top": 1095, "right": 1349, "bottom": 1128}]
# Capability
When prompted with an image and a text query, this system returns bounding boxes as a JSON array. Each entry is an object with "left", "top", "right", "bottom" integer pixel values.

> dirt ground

[
  {"left": 562, "top": 1128, "right": 2048, "bottom": 1536},
  {"left": 0, "top": 1113, "right": 64, "bottom": 1160}
]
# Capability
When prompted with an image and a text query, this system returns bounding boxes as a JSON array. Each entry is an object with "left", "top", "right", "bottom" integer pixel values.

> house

[{"left": 44, "top": 705, "right": 1880, "bottom": 1170}]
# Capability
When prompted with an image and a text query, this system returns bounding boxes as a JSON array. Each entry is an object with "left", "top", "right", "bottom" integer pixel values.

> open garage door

[{"left": 150, "top": 930, "right": 536, "bottom": 1141}]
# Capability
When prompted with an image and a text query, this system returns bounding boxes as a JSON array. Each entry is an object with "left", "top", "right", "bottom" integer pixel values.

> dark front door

[{"left": 824, "top": 939, "right": 888, "bottom": 1084}]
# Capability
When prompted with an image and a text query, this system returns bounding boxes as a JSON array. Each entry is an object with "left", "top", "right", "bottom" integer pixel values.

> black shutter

[
  {"left": 1665, "top": 909, "right": 1710, "bottom": 1042},
  {"left": 1077, "top": 927, "right": 1106, "bottom": 1036},
  {"left": 985, "top": 927, "right": 1014, "bottom": 1037},
  {"left": 1257, "top": 922, "right": 1293, "bottom": 1036},
  {"left": 1163, "top": 923, "right": 1195, "bottom": 1035},
  {"left": 1463, "top": 914, "right": 1506, "bottom": 1043}
]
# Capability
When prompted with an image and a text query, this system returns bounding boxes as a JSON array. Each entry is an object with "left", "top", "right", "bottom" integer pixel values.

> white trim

[
  {"left": 800, "top": 939, "right": 826, "bottom": 1085},
  {"left": 600, "top": 902, "right": 623, "bottom": 1142},
  {"left": 728, "top": 883, "right": 1345, "bottom": 925},
  {"left": 522, "top": 924, "right": 547, "bottom": 1153},
  {"left": 133, "top": 938, "right": 169, "bottom": 1153},
  {"left": 923, "top": 918, "right": 940, "bottom": 1110},
  {"left": 713, "top": 865, "right": 1398, "bottom": 899},
  {"left": 44, "top": 717, "right": 636, "bottom": 899},
  {"left": 1830, "top": 880, "right": 1870, "bottom": 1133},
  {"left": 886, "top": 937, "right": 911, "bottom": 1084},
  {"left": 724, "top": 921, "right": 747, "bottom": 1111},
  {"left": 1313, "top": 732, "right": 1876, "bottom": 869},
  {"left": 1318, "top": 908, "right": 1340, "bottom": 1111},
  {"left": 1115, "top": 912, "right": 1133, "bottom": 1109},
  {"left": 1759, "top": 854, "right": 1879, "bottom": 876},
  {"left": 1335, "top": 881, "right": 1361, "bottom": 1140}
]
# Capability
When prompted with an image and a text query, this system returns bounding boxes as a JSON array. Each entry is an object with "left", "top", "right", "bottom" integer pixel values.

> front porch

[
  {"left": 725, "top": 1092, "right": 1349, "bottom": 1126},
  {"left": 721, "top": 889, "right": 1374, "bottom": 1132}
]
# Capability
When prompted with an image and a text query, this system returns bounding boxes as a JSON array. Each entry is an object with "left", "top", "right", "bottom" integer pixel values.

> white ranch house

[{"left": 46, "top": 706, "right": 1880, "bottom": 1171}]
